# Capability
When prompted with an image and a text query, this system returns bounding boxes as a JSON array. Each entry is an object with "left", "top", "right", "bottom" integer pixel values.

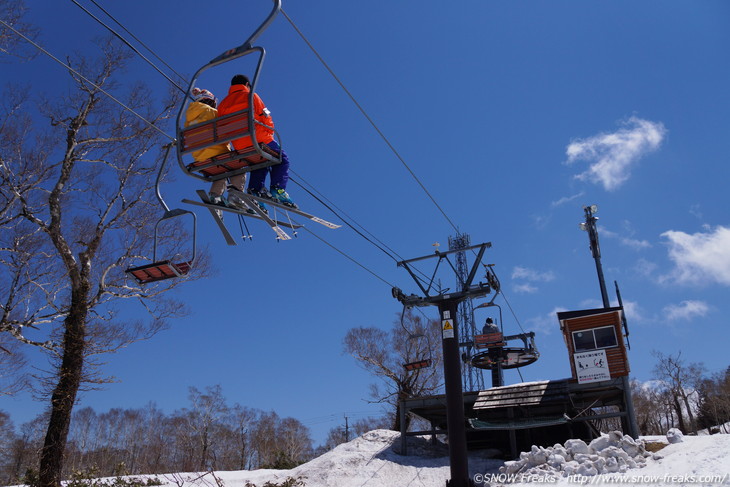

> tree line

[
  {"left": 631, "top": 351, "right": 730, "bottom": 436},
  {"left": 0, "top": 386, "right": 316, "bottom": 485}
]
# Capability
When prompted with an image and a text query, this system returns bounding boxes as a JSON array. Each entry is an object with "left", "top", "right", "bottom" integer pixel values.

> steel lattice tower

[{"left": 448, "top": 233, "right": 485, "bottom": 392}]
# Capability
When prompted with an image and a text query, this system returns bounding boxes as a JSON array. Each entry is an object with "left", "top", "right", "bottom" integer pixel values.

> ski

[
  {"left": 191, "top": 190, "right": 237, "bottom": 246},
  {"left": 189, "top": 190, "right": 292, "bottom": 240},
  {"left": 183, "top": 195, "right": 302, "bottom": 230},
  {"left": 227, "top": 190, "right": 292, "bottom": 240},
  {"left": 229, "top": 189, "right": 341, "bottom": 230}
]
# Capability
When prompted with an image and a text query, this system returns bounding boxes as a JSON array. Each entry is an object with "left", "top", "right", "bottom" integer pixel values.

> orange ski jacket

[{"left": 217, "top": 83, "right": 275, "bottom": 149}]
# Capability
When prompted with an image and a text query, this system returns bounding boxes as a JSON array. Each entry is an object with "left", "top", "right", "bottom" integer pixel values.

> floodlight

[{"left": 579, "top": 222, "right": 587, "bottom": 231}]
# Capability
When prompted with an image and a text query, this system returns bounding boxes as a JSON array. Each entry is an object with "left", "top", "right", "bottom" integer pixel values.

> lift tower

[
  {"left": 392, "top": 242, "right": 495, "bottom": 487},
  {"left": 448, "top": 233, "right": 485, "bottom": 392}
]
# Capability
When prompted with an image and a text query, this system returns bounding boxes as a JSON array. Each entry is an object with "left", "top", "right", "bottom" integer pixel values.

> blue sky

[{"left": 2, "top": 1, "right": 730, "bottom": 446}]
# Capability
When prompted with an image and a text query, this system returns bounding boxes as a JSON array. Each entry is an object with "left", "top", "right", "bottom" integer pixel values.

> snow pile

[
  {"left": 43, "top": 429, "right": 728, "bottom": 487},
  {"left": 500, "top": 431, "right": 657, "bottom": 478},
  {"left": 667, "top": 427, "right": 685, "bottom": 443},
  {"left": 206, "top": 430, "right": 496, "bottom": 487}
]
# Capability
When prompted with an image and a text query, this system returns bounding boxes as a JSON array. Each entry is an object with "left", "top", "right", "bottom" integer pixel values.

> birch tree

[
  {"left": 343, "top": 310, "right": 443, "bottom": 431},
  {"left": 0, "top": 38, "right": 207, "bottom": 487}
]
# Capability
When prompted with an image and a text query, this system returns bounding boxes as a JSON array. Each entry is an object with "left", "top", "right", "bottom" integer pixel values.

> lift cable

[
  {"left": 28, "top": 7, "right": 463, "bottom": 305},
  {"left": 291, "top": 176, "right": 399, "bottom": 263},
  {"left": 499, "top": 289, "right": 527, "bottom": 335},
  {"left": 59, "top": 2, "right": 451, "bottom": 291},
  {"left": 83, "top": 0, "right": 189, "bottom": 85},
  {"left": 5, "top": 17, "right": 413, "bottom": 297},
  {"left": 0, "top": 18, "right": 173, "bottom": 141},
  {"left": 297, "top": 225, "right": 396, "bottom": 288},
  {"left": 70, "top": 0, "right": 187, "bottom": 94},
  {"left": 291, "top": 172, "right": 437, "bottom": 290},
  {"left": 60, "top": 2, "right": 431, "bottom": 281},
  {"left": 280, "top": 8, "right": 460, "bottom": 234}
]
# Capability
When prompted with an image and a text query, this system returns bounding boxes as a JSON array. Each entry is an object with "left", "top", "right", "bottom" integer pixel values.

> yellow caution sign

[{"left": 442, "top": 319, "right": 455, "bottom": 339}]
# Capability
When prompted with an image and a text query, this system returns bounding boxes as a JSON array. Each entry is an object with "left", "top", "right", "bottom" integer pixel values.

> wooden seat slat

[
  {"left": 126, "top": 260, "right": 192, "bottom": 284},
  {"left": 474, "top": 332, "right": 507, "bottom": 349},
  {"left": 179, "top": 109, "right": 281, "bottom": 181}
]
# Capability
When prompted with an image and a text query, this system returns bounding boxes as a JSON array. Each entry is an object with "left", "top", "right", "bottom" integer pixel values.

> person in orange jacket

[
  {"left": 185, "top": 87, "right": 249, "bottom": 211},
  {"left": 217, "top": 74, "right": 297, "bottom": 210}
]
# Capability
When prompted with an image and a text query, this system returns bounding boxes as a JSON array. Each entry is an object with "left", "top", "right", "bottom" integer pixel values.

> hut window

[{"left": 572, "top": 326, "right": 618, "bottom": 352}]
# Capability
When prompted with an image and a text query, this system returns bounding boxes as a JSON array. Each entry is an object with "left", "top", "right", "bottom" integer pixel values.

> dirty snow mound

[{"left": 501, "top": 431, "right": 654, "bottom": 478}]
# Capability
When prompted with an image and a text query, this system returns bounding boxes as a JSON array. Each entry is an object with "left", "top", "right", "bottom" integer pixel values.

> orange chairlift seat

[
  {"left": 400, "top": 307, "right": 434, "bottom": 372},
  {"left": 474, "top": 332, "right": 507, "bottom": 349},
  {"left": 125, "top": 207, "right": 197, "bottom": 285},
  {"left": 125, "top": 146, "right": 198, "bottom": 284},
  {"left": 126, "top": 258, "right": 193, "bottom": 284},
  {"left": 179, "top": 109, "right": 282, "bottom": 182},
  {"left": 175, "top": 0, "right": 283, "bottom": 185},
  {"left": 404, "top": 358, "right": 432, "bottom": 371}
]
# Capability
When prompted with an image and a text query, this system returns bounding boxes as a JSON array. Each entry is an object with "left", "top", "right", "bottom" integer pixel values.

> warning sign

[
  {"left": 442, "top": 319, "right": 454, "bottom": 339},
  {"left": 574, "top": 349, "right": 610, "bottom": 384}
]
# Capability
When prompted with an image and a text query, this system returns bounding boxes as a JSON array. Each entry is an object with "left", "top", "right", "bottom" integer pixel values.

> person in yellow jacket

[{"left": 185, "top": 87, "right": 249, "bottom": 211}]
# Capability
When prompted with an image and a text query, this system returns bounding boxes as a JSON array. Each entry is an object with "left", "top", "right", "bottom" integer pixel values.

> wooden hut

[{"left": 557, "top": 306, "right": 629, "bottom": 382}]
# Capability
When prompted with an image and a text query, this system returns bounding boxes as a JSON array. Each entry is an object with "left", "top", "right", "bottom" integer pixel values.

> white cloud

[
  {"left": 512, "top": 266, "right": 556, "bottom": 282},
  {"left": 689, "top": 204, "right": 703, "bottom": 221},
  {"left": 551, "top": 191, "right": 585, "bottom": 208},
  {"left": 621, "top": 300, "right": 647, "bottom": 324},
  {"left": 663, "top": 300, "right": 710, "bottom": 322},
  {"left": 600, "top": 227, "right": 650, "bottom": 250},
  {"left": 634, "top": 258, "right": 658, "bottom": 278},
  {"left": 565, "top": 117, "right": 666, "bottom": 191},
  {"left": 601, "top": 228, "right": 651, "bottom": 250},
  {"left": 513, "top": 283, "right": 537, "bottom": 294},
  {"left": 620, "top": 236, "right": 651, "bottom": 250},
  {"left": 525, "top": 307, "right": 569, "bottom": 335},
  {"left": 660, "top": 226, "right": 730, "bottom": 286}
]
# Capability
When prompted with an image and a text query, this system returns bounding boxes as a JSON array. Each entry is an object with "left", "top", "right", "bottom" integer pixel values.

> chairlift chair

[
  {"left": 125, "top": 146, "right": 198, "bottom": 284},
  {"left": 404, "top": 358, "right": 432, "bottom": 371},
  {"left": 470, "top": 307, "right": 539, "bottom": 370},
  {"left": 175, "top": 0, "right": 283, "bottom": 185},
  {"left": 399, "top": 307, "right": 434, "bottom": 372}
]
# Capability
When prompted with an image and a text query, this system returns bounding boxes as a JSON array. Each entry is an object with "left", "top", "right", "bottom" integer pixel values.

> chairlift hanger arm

[
  {"left": 398, "top": 261, "right": 432, "bottom": 297},
  {"left": 464, "top": 243, "right": 488, "bottom": 290},
  {"left": 155, "top": 144, "right": 174, "bottom": 212},
  {"left": 394, "top": 242, "right": 493, "bottom": 306},
  {"left": 396, "top": 242, "right": 491, "bottom": 266},
  {"left": 396, "top": 242, "right": 491, "bottom": 293}
]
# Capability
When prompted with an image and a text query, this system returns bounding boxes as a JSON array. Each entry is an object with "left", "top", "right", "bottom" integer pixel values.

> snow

[{"left": 143, "top": 429, "right": 730, "bottom": 487}]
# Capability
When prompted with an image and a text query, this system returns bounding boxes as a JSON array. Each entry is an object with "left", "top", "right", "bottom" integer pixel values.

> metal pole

[
  {"left": 438, "top": 300, "right": 471, "bottom": 487},
  {"left": 621, "top": 375, "right": 640, "bottom": 438},
  {"left": 584, "top": 206, "right": 610, "bottom": 308}
]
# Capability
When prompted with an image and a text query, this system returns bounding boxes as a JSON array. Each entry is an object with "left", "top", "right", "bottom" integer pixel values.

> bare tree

[
  {"left": 652, "top": 351, "right": 706, "bottom": 434},
  {"left": 343, "top": 309, "right": 443, "bottom": 431},
  {"left": 0, "top": 38, "right": 207, "bottom": 487},
  {"left": 277, "top": 417, "right": 313, "bottom": 466},
  {"left": 185, "top": 385, "right": 229, "bottom": 470},
  {"left": 0, "top": 0, "right": 38, "bottom": 61},
  {"left": 0, "top": 334, "right": 28, "bottom": 395},
  {"left": 696, "top": 368, "right": 730, "bottom": 433},
  {"left": 0, "top": 411, "right": 17, "bottom": 484},
  {"left": 224, "top": 405, "right": 260, "bottom": 470},
  {"left": 4, "top": 412, "right": 47, "bottom": 484}
]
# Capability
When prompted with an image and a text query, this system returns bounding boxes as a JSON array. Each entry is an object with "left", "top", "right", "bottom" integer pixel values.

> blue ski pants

[{"left": 248, "top": 140, "right": 290, "bottom": 191}]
